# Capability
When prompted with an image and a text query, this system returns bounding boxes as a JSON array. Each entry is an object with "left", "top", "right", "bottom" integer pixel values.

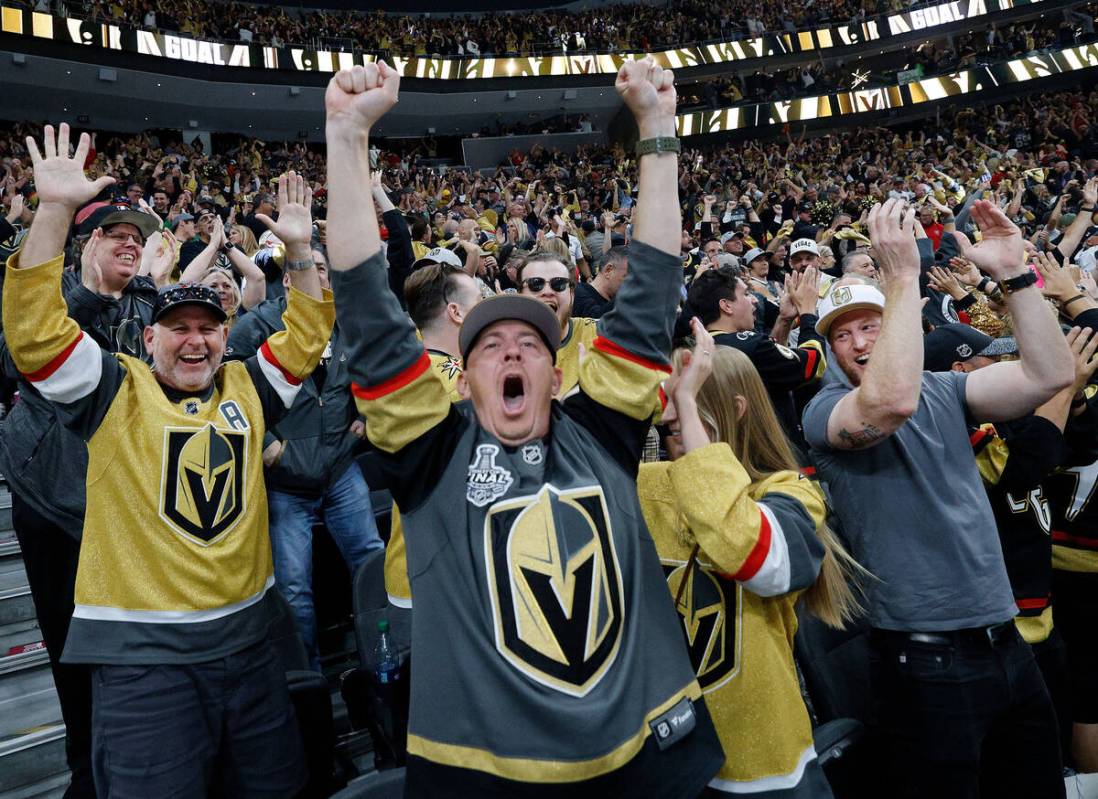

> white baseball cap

[
  {"left": 412, "top": 246, "right": 465, "bottom": 270},
  {"left": 790, "top": 238, "right": 820, "bottom": 257},
  {"left": 815, "top": 284, "right": 886, "bottom": 336},
  {"left": 743, "top": 247, "right": 767, "bottom": 264}
]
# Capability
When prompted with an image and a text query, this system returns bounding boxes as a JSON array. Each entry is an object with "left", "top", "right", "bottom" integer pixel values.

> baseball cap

[
  {"left": 790, "top": 238, "right": 820, "bottom": 257},
  {"left": 815, "top": 283, "right": 886, "bottom": 336},
  {"left": 413, "top": 246, "right": 465, "bottom": 271},
  {"left": 152, "top": 283, "right": 228, "bottom": 324},
  {"left": 170, "top": 213, "right": 195, "bottom": 231},
  {"left": 798, "top": 201, "right": 814, "bottom": 213},
  {"left": 923, "top": 324, "right": 1017, "bottom": 372},
  {"left": 744, "top": 247, "right": 767, "bottom": 264},
  {"left": 458, "top": 294, "right": 561, "bottom": 363},
  {"left": 720, "top": 231, "right": 744, "bottom": 244},
  {"left": 75, "top": 200, "right": 160, "bottom": 241}
]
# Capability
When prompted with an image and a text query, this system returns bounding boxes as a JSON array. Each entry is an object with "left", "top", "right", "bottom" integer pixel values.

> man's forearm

[
  {"left": 17, "top": 203, "right": 72, "bottom": 269},
  {"left": 285, "top": 243, "right": 322, "bottom": 299},
  {"left": 1007, "top": 286, "right": 1074, "bottom": 392},
  {"left": 631, "top": 120, "right": 679, "bottom": 256},
  {"left": 326, "top": 129, "right": 380, "bottom": 272},
  {"left": 857, "top": 275, "right": 923, "bottom": 418}
]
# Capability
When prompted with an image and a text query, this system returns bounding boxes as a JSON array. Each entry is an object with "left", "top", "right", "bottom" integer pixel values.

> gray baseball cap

[{"left": 459, "top": 294, "right": 560, "bottom": 363}]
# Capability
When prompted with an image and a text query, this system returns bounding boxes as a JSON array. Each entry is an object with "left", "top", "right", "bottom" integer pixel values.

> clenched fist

[
  {"left": 325, "top": 62, "right": 401, "bottom": 134},
  {"left": 615, "top": 56, "right": 676, "bottom": 138}
]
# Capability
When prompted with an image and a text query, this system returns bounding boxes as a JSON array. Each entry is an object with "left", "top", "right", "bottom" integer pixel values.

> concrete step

[
  {"left": 0, "top": 724, "right": 68, "bottom": 794},
  {"left": 0, "top": 555, "right": 32, "bottom": 629},
  {"left": 0, "top": 770, "right": 70, "bottom": 799},
  {"left": 0, "top": 619, "right": 43, "bottom": 657}
]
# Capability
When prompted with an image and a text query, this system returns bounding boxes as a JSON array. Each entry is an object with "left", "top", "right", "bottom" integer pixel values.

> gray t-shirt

[{"left": 802, "top": 366, "right": 1017, "bottom": 631}]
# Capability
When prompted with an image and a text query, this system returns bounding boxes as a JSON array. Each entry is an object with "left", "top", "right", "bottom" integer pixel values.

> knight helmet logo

[
  {"left": 664, "top": 562, "right": 741, "bottom": 692},
  {"left": 160, "top": 423, "right": 247, "bottom": 545},
  {"left": 484, "top": 484, "right": 624, "bottom": 697}
]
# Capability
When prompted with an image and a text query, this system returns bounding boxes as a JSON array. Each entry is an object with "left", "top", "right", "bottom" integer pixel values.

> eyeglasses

[
  {"left": 103, "top": 230, "right": 144, "bottom": 246},
  {"left": 522, "top": 276, "right": 573, "bottom": 293}
]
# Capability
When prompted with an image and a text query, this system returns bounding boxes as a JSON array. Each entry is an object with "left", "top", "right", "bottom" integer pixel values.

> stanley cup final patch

[{"left": 467, "top": 444, "right": 514, "bottom": 507}]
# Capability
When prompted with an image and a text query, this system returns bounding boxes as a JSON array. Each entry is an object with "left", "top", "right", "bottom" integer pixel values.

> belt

[{"left": 875, "top": 621, "right": 1016, "bottom": 648}]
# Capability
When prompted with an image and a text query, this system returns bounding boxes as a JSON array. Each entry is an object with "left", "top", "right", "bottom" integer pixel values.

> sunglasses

[{"left": 522, "top": 277, "right": 573, "bottom": 293}]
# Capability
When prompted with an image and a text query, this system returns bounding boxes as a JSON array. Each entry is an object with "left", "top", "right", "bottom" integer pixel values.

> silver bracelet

[{"left": 285, "top": 258, "right": 314, "bottom": 272}]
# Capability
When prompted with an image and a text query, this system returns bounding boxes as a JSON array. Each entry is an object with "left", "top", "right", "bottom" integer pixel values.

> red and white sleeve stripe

[
  {"left": 258, "top": 341, "right": 304, "bottom": 408},
  {"left": 22, "top": 332, "right": 102, "bottom": 404},
  {"left": 731, "top": 503, "right": 792, "bottom": 597}
]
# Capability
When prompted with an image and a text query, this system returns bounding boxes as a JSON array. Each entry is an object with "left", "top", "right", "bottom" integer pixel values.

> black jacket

[
  {"left": 226, "top": 295, "right": 359, "bottom": 497},
  {"left": 0, "top": 271, "right": 157, "bottom": 538}
]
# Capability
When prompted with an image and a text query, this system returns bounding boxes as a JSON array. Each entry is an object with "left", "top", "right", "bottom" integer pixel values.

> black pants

[
  {"left": 12, "top": 494, "right": 95, "bottom": 799},
  {"left": 91, "top": 639, "right": 306, "bottom": 799},
  {"left": 869, "top": 624, "right": 1064, "bottom": 799},
  {"left": 1032, "top": 628, "right": 1074, "bottom": 770}
]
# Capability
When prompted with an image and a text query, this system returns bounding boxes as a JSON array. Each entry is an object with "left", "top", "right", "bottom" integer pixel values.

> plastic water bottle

[{"left": 373, "top": 619, "right": 400, "bottom": 685}]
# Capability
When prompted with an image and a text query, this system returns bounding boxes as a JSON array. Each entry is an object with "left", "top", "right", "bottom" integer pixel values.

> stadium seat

[
  {"left": 794, "top": 611, "right": 874, "bottom": 798},
  {"left": 329, "top": 767, "right": 406, "bottom": 799},
  {"left": 341, "top": 550, "right": 411, "bottom": 769},
  {"left": 267, "top": 592, "right": 345, "bottom": 797}
]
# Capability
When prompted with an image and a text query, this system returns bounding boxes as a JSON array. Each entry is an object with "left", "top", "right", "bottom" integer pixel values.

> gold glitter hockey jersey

[
  {"left": 3, "top": 252, "right": 334, "bottom": 664},
  {"left": 639, "top": 443, "right": 833, "bottom": 797}
]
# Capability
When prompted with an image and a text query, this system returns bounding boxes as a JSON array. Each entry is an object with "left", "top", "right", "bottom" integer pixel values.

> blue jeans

[{"left": 268, "top": 464, "right": 383, "bottom": 670}]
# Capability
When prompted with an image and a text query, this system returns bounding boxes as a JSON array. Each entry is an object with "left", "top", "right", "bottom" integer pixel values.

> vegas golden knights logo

[
  {"left": 160, "top": 424, "right": 247, "bottom": 545},
  {"left": 484, "top": 485, "right": 624, "bottom": 697},
  {"left": 664, "top": 562, "right": 741, "bottom": 692}
]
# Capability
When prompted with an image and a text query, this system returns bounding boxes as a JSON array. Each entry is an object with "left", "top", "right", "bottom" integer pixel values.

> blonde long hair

[{"left": 677, "top": 346, "right": 866, "bottom": 628}]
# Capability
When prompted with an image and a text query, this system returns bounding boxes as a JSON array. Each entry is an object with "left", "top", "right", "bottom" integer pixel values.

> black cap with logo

[{"left": 153, "top": 283, "right": 228, "bottom": 324}]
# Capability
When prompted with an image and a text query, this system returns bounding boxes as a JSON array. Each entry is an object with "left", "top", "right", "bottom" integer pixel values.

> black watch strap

[{"left": 998, "top": 270, "right": 1039, "bottom": 294}]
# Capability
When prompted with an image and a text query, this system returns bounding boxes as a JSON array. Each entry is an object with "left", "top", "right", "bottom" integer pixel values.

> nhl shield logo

[
  {"left": 467, "top": 444, "right": 514, "bottom": 507},
  {"left": 160, "top": 423, "right": 247, "bottom": 546}
]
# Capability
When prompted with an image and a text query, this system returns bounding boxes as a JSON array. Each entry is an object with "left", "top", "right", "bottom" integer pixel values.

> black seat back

[
  {"left": 794, "top": 611, "right": 873, "bottom": 725},
  {"left": 352, "top": 548, "right": 412, "bottom": 670}
]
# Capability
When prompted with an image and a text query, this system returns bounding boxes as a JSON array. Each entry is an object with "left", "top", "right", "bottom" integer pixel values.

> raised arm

[
  {"left": 823, "top": 200, "right": 924, "bottom": 450},
  {"left": 324, "top": 63, "right": 451, "bottom": 458},
  {"left": 574, "top": 57, "right": 681, "bottom": 423},
  {"left": 959, "top": 202, "right": 1073, "bottom": 420}
]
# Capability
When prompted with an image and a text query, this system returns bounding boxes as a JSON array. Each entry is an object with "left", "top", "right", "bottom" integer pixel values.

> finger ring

[{"left": 702, "top": 350, "right": 712, "bottom": 355}]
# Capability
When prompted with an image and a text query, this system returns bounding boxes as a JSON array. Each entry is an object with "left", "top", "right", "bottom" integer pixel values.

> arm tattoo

[{"left": 838, "top": 423, "right": 885, "bottom": 448}]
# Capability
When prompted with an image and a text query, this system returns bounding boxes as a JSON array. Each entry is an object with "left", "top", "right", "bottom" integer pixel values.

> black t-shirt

[{"left": 573, "top": 281, "right": 613, "bottom": 319}]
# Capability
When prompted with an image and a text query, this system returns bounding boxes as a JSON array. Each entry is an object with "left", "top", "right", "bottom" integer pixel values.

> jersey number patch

[
  {"left": 663, "top": 562, "right": 742, "bottom": 692},
  {"left": 160, "top": 423, "right": 247, "bottom": 546},
  {"left": 483, "top": 484, "right": 624, "bottom": 697}
]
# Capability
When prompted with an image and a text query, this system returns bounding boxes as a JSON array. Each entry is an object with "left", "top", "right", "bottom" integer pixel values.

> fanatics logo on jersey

[
  {"left": 664, "top": 562, "right": 742, "bottom": 692},
  {"left": 483, "top": 484, "right": 625, "bottom": 697},
  {"left": 467, "top": 444, "right": 513, "bottom": 507},
  {"left": 159, "top": 423, "right": 247, "bottom": 546}
]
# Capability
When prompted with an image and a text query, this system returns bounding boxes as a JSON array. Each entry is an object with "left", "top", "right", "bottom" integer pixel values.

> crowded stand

[
  {"left": 4, "top": 0, "right": 1098, "bottom": 794},
  {"left": 18, "top": 0, "right": 950, "bottom": 54},
  {"left": 677, "top": 6, "right": 1098, "bottom": 109}
]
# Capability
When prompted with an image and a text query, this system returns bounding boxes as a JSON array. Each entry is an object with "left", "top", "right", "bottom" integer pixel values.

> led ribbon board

[
  {"left": 0, "top": 0, "right": 1044, "bottom": 80},
  {"left": 675, "top": 42, "right": 1098, "bottom": 136}
]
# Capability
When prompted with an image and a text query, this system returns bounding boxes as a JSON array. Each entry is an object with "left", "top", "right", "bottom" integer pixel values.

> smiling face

[
  {"left": 828, "top": 308, "right": 883, "bottom": 387},
  {"left": 144, "top": 305, "right": 228, "bottom": 392},
  {"left": 519, "top": 259, "right": 573, "bottom": 334},
  {"left": 458, "top": 320, "right": 561, "bottom": 447},
  {"left": 98, "top": 223, "right": 144, "bottom": 288},
  {"left": 200, "top": 270, "right": 238, "bottom": 315}
]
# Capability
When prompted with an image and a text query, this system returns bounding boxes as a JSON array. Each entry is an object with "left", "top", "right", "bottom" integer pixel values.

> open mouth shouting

[
  {"left": 501, "top": 372, "right": 527, "bottom": 416},
  {"left": 854, "top": 354, "right": 870, "bottom": 367}
]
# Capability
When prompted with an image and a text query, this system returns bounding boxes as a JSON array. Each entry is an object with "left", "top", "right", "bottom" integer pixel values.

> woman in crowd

[
  {"left": 200, "top": 266, "right": 244, "bottom": 328},
  {"left": 228, "top": 222, "right": 260, "bottom": 257},
  {"left": 639, "top": 319, "right": 863, "bottom": 797}
]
